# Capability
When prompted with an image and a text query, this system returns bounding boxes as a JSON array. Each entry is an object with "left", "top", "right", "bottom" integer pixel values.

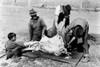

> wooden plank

[{"left": 22, "top": 51, "right": 83, "bottom": 65}]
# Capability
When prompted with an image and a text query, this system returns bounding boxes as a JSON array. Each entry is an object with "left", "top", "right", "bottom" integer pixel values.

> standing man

[
  {"left": 45, "top": 5, "right": 71, "bottom": 38},
  {"left": 29, "top": 9, "right": 47, "bottom": 41},
  {"left": 55, "top": 4, "right": 71, "bottom": 28}
]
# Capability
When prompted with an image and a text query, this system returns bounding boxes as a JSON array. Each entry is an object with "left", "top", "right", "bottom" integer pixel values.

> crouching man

[{"left": 62, "top": 18, "right": 89, "bottom": 61}]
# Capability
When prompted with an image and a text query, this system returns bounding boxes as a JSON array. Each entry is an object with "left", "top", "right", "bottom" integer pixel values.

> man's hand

[
  {"left": 66, "top": 37, "right": 76, "bottom": 49},
  {"left": 67, "top": 43, "right": 71, "bottom": 48},
  {"left": 57, "top": 31, "right": 62, "bottom": 36}
]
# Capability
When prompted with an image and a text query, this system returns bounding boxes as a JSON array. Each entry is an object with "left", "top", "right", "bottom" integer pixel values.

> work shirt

[
  {"left": 64, "top": 18, "right": 89, "bottom": 44},
  {"left": 5, "top": 40, "right": 27, "bottom": 59},
  {"left": 29, "top": 17, "right": 47, "bottom": 40},
  {"left": 5, "top": 40, "right": 18, "bottom": 52},
  {"left": 65, "top": 18, "right": 89, "bottom": 34}
]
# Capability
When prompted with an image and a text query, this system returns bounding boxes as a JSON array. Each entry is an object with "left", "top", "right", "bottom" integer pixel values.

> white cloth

[
  {"left": 55, "top": 19, "right": 65, "bottom": 33},
  {"left": 24, "top": 41, "right": 40, "bottom": 51},
  {"left": 55, "top": 5, "right": 65, "bottom": 34},
  {"left": 55, "top": 5, "right": 62, "bottom": 16},
  {"left": 40, "top": 35, "right": 67, "bottom": 56},
  {"left": 24, "top": 41, "right": 39, "bottom": 46}
]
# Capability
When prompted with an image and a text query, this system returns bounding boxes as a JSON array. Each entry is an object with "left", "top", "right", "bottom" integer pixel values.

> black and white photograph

[{"left": 0, "top": 0, "right": 100, "bottom": 67}]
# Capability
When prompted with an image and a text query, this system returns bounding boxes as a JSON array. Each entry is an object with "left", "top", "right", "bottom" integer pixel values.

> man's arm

[
  {"left": 62, "top": 23, "right": 74, "bottom": 45},
  {"left": 65, "top": 23, "right": 74, "bottom": 34},
  {"left": 67, "top": 36, "right": 76, "bottom": 48},
  {"left": 41, "top": 18, "right": 47, "bottom": 35},
  {"left": 29, "top": 22, "right": 33, "bottom": 41}
]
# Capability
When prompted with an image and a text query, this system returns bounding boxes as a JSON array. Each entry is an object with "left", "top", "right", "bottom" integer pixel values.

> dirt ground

[{"left": 0, "top": 5, "right": 100, "bottom": 67}]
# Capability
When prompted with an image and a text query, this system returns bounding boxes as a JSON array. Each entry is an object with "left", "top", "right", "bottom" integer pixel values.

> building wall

[{"left": 1, "top": 0, "right": 100, "bottom": 9}]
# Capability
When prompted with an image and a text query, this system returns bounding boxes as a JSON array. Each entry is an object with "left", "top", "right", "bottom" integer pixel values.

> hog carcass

[
  {"left": 40, "top": 34, "right": 67, "bottom": 56},
  {"left": 24, "top": 34, "right": 67, "bottom": 56}
]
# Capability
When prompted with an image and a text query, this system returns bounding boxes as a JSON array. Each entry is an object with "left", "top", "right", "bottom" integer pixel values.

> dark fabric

[
  {"left": 57, "top": 12, "right": 64, "bottom": 24},
  {"left": 5, "top": 41, "right": 18, "bottom": 53},
  {"left": 6, "top": 46, "right": 21, "bottom": 59},
  {"left": 65, "top": 19, "right": 89, "bottom": 53},
  {"left": 22, "top": 51, "right": 42, "bottom": 59},
  {"left": 62, "top": 5, "right": 71, "bottom": 16},
  {"left": 65, "top": 33, "right": 83, "bottom": 52},
  {"left": 65, "top": 30, "right": 89, "bottom": 53},
  {"left": 73, "top": 25, "right": 84, "bottom": 38},
  {"left": 6, "top": 51, "right": 15, "bottom": 59},
  {"left": 65, "top": 16, "right": 70, "bottom": 28},
  {"left": 32, "top": 34, "right": 42, "bottom": 41},
  {"left": 82, "top": 28, "right": 90, "bottom": 54},
  {"left": 5, "top": 41, "right": 27, "bottom": 59}
]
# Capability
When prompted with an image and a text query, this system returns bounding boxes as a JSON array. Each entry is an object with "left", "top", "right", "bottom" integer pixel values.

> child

[{"left": 5, "top": 32, "right": 27, "bottom": 59}]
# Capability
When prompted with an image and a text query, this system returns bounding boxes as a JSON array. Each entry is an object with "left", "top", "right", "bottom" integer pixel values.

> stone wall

[
  {"left": 2, "top": 0, "right": 15, "bottom": 5},
  {"left": 0, "top": 0, "right": 100, "bottom": 10}
]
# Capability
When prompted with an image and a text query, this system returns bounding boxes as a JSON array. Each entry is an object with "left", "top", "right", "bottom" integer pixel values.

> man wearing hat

[
  {"left": 55, "top": 4, "right": 71, "bottom": 27},
  {"left": 45, "top": 4, "right": 72, "bottom": 38},
  {"left": 29, "top": 9, "right": 47, "bottom": 41},
  {"left": 63, "top": 18, "right": 89, "bottom": 61}
]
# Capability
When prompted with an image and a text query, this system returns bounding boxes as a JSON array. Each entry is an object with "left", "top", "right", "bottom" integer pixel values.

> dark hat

[
  {"left": 65, "top": 5, "right": 71, "bottom": 12},
  {"left": 30, "top": 9, "right": 37, "bottom": 14},
  {"left": 73, "top": 25, "right": 84, "bottom": 38},
  {"left": 62, "top": 4, "right": 71, "bottom": 15}
]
